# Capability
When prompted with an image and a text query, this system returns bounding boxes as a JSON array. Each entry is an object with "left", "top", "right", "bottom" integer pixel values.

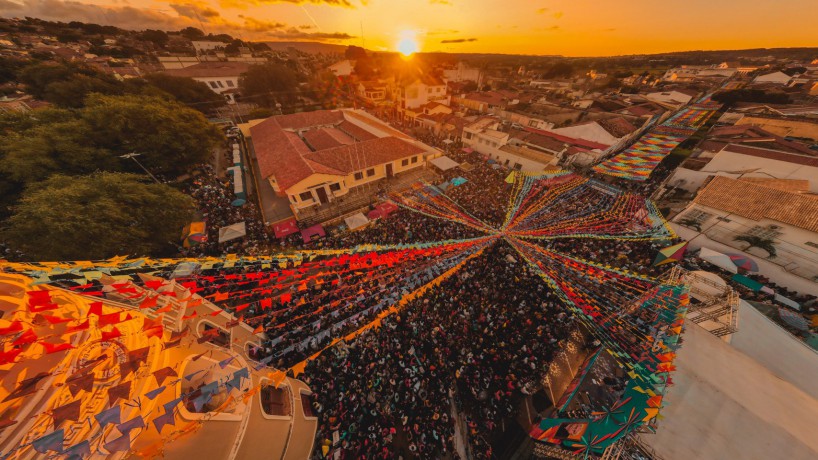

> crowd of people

[
  {"left": 180, "top": 164, "right": 271, "bottom": 257},
  {"left": 304, "top": 243, "right": 576, "bottom": 459}
]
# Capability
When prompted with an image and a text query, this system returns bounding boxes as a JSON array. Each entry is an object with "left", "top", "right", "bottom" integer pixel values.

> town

[{"left": 0, "top": 10, "right": 817, "bottom": 460}]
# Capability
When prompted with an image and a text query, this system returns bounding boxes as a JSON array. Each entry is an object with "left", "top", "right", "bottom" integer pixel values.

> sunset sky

[{"left": 1, "top": 0, "right": 817, "bottom": 56}]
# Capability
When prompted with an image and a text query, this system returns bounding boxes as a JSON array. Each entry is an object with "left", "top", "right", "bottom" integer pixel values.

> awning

[
  {"left": 731, "top": 274, "right": 764, "bottom": 292},
  {"left": 429, "top": 155, "right": 460, "bottom": 171},
  {"left": 273, "top": 218, "right": 299, "bottom": 239},
  {"left": 462, "top": 147, "right": 474, "bottom": 153},
  {"left": 301, "top": 224, "right": 325, "bottom": 244},
  {"left": 367, "top": 209, "right": 383, "bottom": 220},
  {"left": 375, "top": 201, "right": 399, "bottom": 217},
  {"left": 344, "top": 213, "right": 370, "bottom": 231},
  {"left": 438, "top": 181, "right": 450, "bottom": 191},
  {"left": 774, "top": 294, "right": 801, "bottom": 310},
  {"left": 442, "top": 139, "right": 454, "bottom": 144},
  {"left": 725, "top": 253, "right": 759, "bottom": 272},
  {"left": 698, "top": 247, "right": 737, "bottom": 274},
  {"left": 450, "top": 177, "right": 468, "bottom": 187},
  {"left": 218, "top": 222, "right": 246, "bottom": 243}
]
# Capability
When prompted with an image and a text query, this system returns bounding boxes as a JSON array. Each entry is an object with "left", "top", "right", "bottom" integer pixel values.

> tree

[
  {"left": 0, "top": 120, "right": 117, "bottom": 184},
  {"left": 179, "top": 27, "right": 205, "bottom": 40},
  {"left": 733, "top": 234, "right": 777, "bottom": 258},
  {"left": 239, "top": 63, "right": 298, "bottom": 107},
  {"left": 140, "top": 29, "right": 169, "bottom": 47},
  {"left": 1, "top": 173, "right": 196, "bottom": 260},
  {"left": 81, "top": 94, "right": 224, "bottom": 176},
  {"left": 144, "top": 73, "right": 225, "bottom": 112},
  {"left": 462, "top": 80, "right": 478, "bottom": 93},
  {"left": 19, "top": 61, "right": 124, "bottom": 107},
  {"left": 345, "top": 45, "right": 367, "bottom": 60}
]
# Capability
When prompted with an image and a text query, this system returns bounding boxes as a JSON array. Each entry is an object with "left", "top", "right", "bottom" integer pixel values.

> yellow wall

[{"left": 737, "top": 116, "right": 818, "bottom": 141}]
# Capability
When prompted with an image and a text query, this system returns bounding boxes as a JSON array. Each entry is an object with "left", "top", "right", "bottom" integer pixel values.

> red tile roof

[
  {"left": 250, "top": 110, "right": 424, "bottom": 192},
  {"left": 523, "top": 126, "right": 609, "bottom": 150},
  {"left": 302, "top": 127, "right": 354, "bottom": 151},
  {"left": 303, "top": 137, "right": 424, "bottom": 174},
  {"left": 720, "top": 144, "right": 818, "bottom": 166},
  {"left": 694, "top": 176, "right": 818, "bottom": 232}
]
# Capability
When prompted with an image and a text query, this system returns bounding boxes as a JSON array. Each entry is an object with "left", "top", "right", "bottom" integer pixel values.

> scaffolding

[{"left": 662, "top": 266, "right": 740, "bottom": 338}]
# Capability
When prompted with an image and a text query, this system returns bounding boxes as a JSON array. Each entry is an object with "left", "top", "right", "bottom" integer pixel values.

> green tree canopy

[
  {"left": 239, "top": 63, "right": 298, "bottom": 107},
  {"left": 0, "top": 95, "right": 224, "bottom": 184},
  {"left": 1, "top": 173, "right": 196, "bottom": 261},
  {"left": 19, "top": 61, "right": 124, "bottom": 108},
  {"left": 144, "top": 73, "right": 226, "bottom": 112},
  {"left": 80, "top": 94, "right": 224, "bottom": 175}
]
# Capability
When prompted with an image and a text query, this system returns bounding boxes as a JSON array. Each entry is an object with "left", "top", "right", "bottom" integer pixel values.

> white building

[
  {"left": 548, "top": 118, "right": 637, "bottom": 147},
  {"left": 396, "top": 76, "right": 448, "bottom": 121},
  {"left": 163, "top": 62, "right": 250, "bottom": 102},
  {"left": 328, "top": 60, "right": 355, "bottom": 77},
  {"left": 442, "top": 62, "right": 481, "bottom": 83},
  {"left": 645, "top": 90, "right": 697, "bottom": 108},
  {"left": 662, "top": 66, "right": 736, "bottom": 82},
  {"left": 673, "top": 176, "right": 818, "bottom": 284},
  {"left": 462, "top": 118, "right": 558, "bottom": 171},
  {"left": 753, "top": 71, "right": 793, "bottom": 85}
]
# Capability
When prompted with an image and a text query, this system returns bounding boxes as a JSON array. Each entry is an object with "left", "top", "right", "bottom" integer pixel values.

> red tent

[
  {"left": 273, "top": 218, "right": 298, "bottom": 239},
  {"left": 301, "top": 224, "right": 326, "bottom": 243},
  {"left": 375, "top": 202, "right": 399, "bottom": 218},
  {"left": 367, "top": 209, "right": 383, "bottom": 220}
]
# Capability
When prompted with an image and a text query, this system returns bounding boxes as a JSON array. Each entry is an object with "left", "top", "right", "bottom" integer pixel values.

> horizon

[{"left": 1, "top": 0, "right": 817, "bottom": 56}]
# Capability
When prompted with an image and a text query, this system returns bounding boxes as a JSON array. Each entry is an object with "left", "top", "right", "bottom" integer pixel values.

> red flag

[
  {"left": 40, "top": 341, "right": 75, "bottom": 354},
  {"left": 13, "top": 329, "right": 38, "bottom": 346},
  {"left": 181, "top": 311, "right": 198, "bottom": 320},
  {"left": 88, "top": 302, "right": 103, "bottom": 317},
  {"left": 98, "top": 312, "right": 121, "bottom": 327},
  {"left": 0, "top": 321, "right": 23, "bottom": 336},
  {"left": 139, "top": 295, "right": 158, "bottom": 309},
  {"left": 211, "top": 292, "right": 229, "bottom": 302},
  {"left": 155, "top": 305, "right": 172, "bottom": 313},
  {"left": 260, "top": 298, "right": 272, "bottom": 309},
  {"left": 0, "top": 348, "right": 23, "bottom": 365},
  {"left": 43, "top": 315, "right": 72, "bottom": 325},
  {"left": 101, "top": 327, "right": 121, "bottom": 341},
  {"left": 253, "top": 325, "right": 264, "bottom": 335},
  {"left": 64, "top": 320, "right": 89, "bottom": 335},
  {"left": 280, "top": 293, "right": 292, "bottom": 303},
  {"left": 143, "top": 280, "right": 166, "bottom": 290}
]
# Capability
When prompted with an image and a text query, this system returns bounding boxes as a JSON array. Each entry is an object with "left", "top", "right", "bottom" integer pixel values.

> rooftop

[
  {"left": 694, "top": 176, "right": 818, "bottom": 233},
  {"left": 250, "top": 109, "right": 425, "bottom": 191},
  {"left": 163, "top": 62, "right": 251, "bottom": 78}
]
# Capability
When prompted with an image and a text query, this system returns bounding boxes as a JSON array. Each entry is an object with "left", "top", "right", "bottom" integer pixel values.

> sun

[{"left": 396, "top": 31, "right": 419, "bottom": 57}]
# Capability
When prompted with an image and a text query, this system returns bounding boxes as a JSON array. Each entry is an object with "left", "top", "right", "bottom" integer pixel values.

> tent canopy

[
  {"left": 218, "top": 222, "right": 246, "bottom": 243},
  {"left": 301, "top": 224, "right": 325, "bottom": 244},
  {"left": 698, "top": 247, "right": 737, "bottom": 274},
  {"left": 731, "top": 274, "right": 764, "bottom": 292},
  {"left": 450, "top": 177, "right": 468, "bottom": 187},
  {"left": 429, "top": 156, "right": 460, "bottom": 171},
  {"left": 375, "top": 202, "right": 399, "bottom": 217},
  {"left": 273, "top": 218, "right": 298, "bottom": 239},
  {"left": 344, "top": 213, "right": 370, "bottom": 231}
]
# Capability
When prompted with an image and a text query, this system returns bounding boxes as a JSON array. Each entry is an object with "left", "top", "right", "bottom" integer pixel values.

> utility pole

[{"left": 120, "top": 153, "right": 161, "bottom": 184}]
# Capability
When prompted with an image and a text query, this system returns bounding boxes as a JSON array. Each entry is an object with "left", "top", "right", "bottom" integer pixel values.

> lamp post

[{"left": 120, "top": 153, "right": 161, "bottom": 184}]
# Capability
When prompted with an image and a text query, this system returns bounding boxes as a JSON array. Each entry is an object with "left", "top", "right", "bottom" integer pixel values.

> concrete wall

[
  {"left": 646, "top": 322, "right": 818, "bottom": 460},
  {"left": 672, "top": 222, "right": 818, "bottom": 296}
]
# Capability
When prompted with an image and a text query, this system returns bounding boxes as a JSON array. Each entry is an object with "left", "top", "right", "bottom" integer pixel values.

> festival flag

[
  {"left": 64, "top": 319, "right": 89, "bottom": 335},
  {"left": 12, "top": 328, "right": 38, "bottom": 346},
  {"left": 101, "top": 327, "right": 122, "bottom": 341},
  {"left": 51, "top": 400, "right": 82, "bottom": 426},
  {"left": 32, "top": 429, "right": 64, "bottom": 454},
  {"left": 104, "top": 434, "right": 132, "bottom": 452},
  {"left": 117, "top": 415, "right": 145, "bottom": 435},
  {"left": 62, "top": 440, "right": 91, "bottom": 459},
  {"left": 153, "top": 367, "right": 178, "bottom": 387},
  {"left": 67, "top": 373, "right": 95, "bottom": 397},
  {"left": 0, "top": 320, "right": 23, "bottom": 336},
  {"left": 152, "top": 412, "right": 176, "bottom": 434},
  {"left": 107, "top": 381, "right": 131, "bottom": 404},
  {"left": 95, "top": 405, "right": 121, "bottom": 427},
  {"left": 145, "top": 386, "right": 166, "bottom": 400},
  {"left": 653, "top": 242, "right": 688, "bottom": 267},
  {"left": 0, "top": 348, "right": 23, "bottom": 365},
  {"left": 88, "top": 301, "right": 104, "bottom": 317},
  {"left": 139, "top": 295, "right": 158, "bottom": 309},
  {"left": 3, "top": 372, "right": 50, "bottom": 402},
  {"left": 40, "top": 340, "right": 75, "bottom": 354}
]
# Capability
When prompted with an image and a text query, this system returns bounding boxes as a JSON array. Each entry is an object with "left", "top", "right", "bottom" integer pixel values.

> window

[
  {"left": 806, "top": 242, "right": 818, "bottom": 249},
  {"left": 683, "top": 209, "right": 712, "bottom": 224},
  {"left": 411, "top": 156, "right": 418, "bottom": 164},
  {"left": 401, "top": 159, "right": 409, "bottom": 166},
  {"left": 329, "top": 183, "right": 341, "bottom": 192},
  {"left": 260, "top": 385, "right": 291, "bottom": 416},
  {"left": 717, "top": 216, "right": 732, "bottom": 222},
  {"left": 514, "top": 163, "right": 522, "bottom": 171},
  {"left": 747, "top": 225, "right": 781, "bottom": 240},
  {"left": 226, "top": 80, "right": 235, "bottom": 88},
  {"left": 366, "top": 168, "right": 375, "bottom": 177},
  {"left": 299, "top": 191, "right": 313, "bottom": 202},
  {"left": 216, "top": 81, "right": 224, "bottom": 88},
  {"left": 354, "top": 172, "right": 364, "bottom": 181},
  {"left": 209, "top": 81, "right": 219, "bottom": 89}
]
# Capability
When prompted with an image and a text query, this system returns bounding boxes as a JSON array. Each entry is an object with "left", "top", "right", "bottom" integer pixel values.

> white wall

[{"left": 701, "top": 150, "right": 818, "bottom": 192}]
